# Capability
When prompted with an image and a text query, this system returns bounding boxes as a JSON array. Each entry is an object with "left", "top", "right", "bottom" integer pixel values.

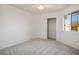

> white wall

[
  {"left": 35, "top": 12, "right": 61, "bottom": 40},
  {"left": 0, "top": 5, "right": 36, "bottom": 49},
  {"left": 60, "top": 5, "right": 79, "bottom": 50},
  {"left": 33, "top": 15, "right": 48, "bottom": 39},
  {"left": 35, "top": 5, "right": 79, "bottom": 50}
]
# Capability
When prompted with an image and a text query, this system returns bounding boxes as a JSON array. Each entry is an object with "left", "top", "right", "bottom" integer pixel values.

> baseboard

[{"left": 0, "top": 39, "right": 32, "bottom": 50}]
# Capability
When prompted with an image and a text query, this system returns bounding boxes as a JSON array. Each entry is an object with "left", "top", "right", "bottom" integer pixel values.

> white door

[{"left": 48, "top": 18, "right": 56, "bottom": 39}]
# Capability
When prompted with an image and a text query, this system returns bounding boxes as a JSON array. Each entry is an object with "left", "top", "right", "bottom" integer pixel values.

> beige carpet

[{"left": 0, "top": 39, "right": 79, "bottom": 55}]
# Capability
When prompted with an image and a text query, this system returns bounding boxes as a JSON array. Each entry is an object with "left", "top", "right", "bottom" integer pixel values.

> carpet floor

[{"left": 0, "top": 39, "right": 79, "bottom": 55}]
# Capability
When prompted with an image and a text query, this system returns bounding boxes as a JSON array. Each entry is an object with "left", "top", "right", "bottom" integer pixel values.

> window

[{"left": 64, "top": 11, "right": 79, "bottom": 32}]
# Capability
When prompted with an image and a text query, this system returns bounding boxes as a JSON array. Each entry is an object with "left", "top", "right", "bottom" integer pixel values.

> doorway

[{"left": 47, "top": 18, "right": 56, "bottom": 40}]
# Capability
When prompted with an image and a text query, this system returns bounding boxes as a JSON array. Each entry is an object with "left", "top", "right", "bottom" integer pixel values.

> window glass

[
  {"left": 64, "top": 14, "right": 71, "bottom": 31},
  {"left": 78, "top": 12, "right": 79, "bottom": 32},
  {"left": 64, "top": 11, "right": 79, "bottom": 32},
  {"left": 71, "top": 13, "right": 78, "bottom": 31}
]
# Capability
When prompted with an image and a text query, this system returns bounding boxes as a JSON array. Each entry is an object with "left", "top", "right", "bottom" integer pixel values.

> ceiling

[{"left": 10, "top": 4, "right": 70, "bottom": 14}]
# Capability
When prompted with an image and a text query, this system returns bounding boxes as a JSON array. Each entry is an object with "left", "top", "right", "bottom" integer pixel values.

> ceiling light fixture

[{"left": 37, "top": 5, "right": 45, "bottom": 11}]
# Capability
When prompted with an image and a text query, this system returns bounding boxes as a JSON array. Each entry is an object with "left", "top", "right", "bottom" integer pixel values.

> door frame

[{"left": 47, "top": 18, "right": 56, "bottom": 39}]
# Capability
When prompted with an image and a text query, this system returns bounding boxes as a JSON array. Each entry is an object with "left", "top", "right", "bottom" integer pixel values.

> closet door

[{"left": 48, "top": 18, "right": 56, "bottom": 39}]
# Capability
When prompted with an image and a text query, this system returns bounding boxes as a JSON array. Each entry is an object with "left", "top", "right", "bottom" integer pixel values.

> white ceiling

[{"left": 10, "top": 4, "right": 70, "bottom": 14}]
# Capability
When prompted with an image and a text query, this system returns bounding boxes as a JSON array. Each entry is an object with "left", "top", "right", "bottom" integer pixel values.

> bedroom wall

[
  {"left": 34, "top": 12, "right": 60, "bottom": 40},
  {"left": 35, "top": 5, "right": 79, "bottom": 49},
  {"left": 59, "top": 5, "right": 79, "bottom": 50},
  {"left": 0, "top": 5, "right": 36, "bottom": 49}
]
